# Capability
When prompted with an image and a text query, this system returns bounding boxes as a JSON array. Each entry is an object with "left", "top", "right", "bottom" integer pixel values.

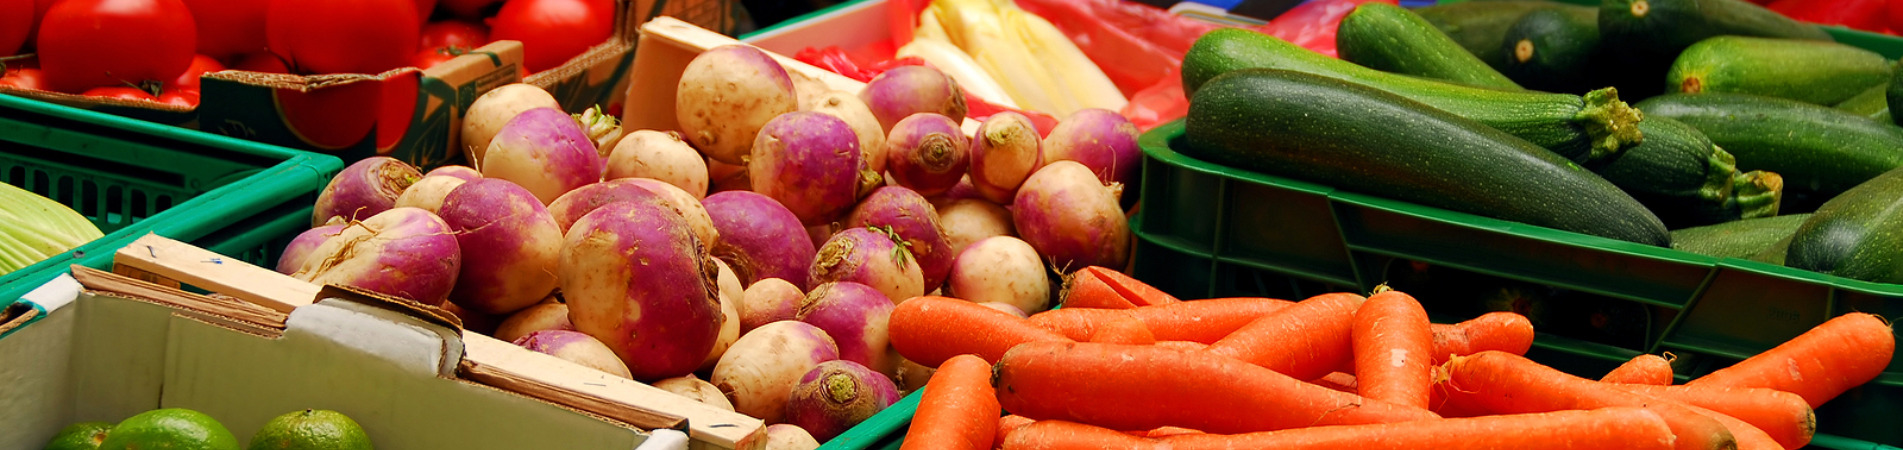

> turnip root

[
  {"left": 425, "top": 165, "right": 482, "bottom": 181},
  {"left": 545, "top": 179, "right": 673, "bottom": 232},
  {"left": 293, "top": 207, "right": 460, "bottom": 305},
  {"left": 844, "top": 186, "right": 953, "bottom": 293},
  {"left": 782, "top": 360, "right": 901, "bottom": 442},
  {"left": 1013, "top": 161, "right": 1130, "bottom": 272},
  {"left": 712, "top": 320, "right": 840, "bottom": 423},
  {"left": 859, "top": 65, "right": 967, "bottom": 132},
  {"left": 605, "top": 130, "right": 708, "bottom": 199},
  {"left": 561, "top": 201, "right": 723, "bottom": 381},
  {"left": 806, "top": 90, "right": 887, "bottom": 174},
  {"left": 312, "top": 156, "right": 421, "bottom": 226},
  {"left": 438, "top": 178, "right": 564, "bottom": 315},
  {"left": 676, "top": 45, "right": 799, "bottom": 165},
  {"left": 622, "top": 178, "right": 718, "bottom": 249},
  {"left": 882, "top": 113, "right": 970, "bottom": 198},
  {"left": 947, "top": 236, "right": 1051, "bottom": 314},
  {"left": 970, "top": 111, "right": 1044, "bottom": 204},
  {"left": 653, "top": 375, "right": 735, "bottom": 411},
  {"left": 798, "top": 282, "right": 897, "bottom": 379},
  {"left": 894, "top": 357, "right": 935, "bottom": 393},
  {"left": 392, "top": 174, "right": 468, "bottom": 214},
  {"left": 809, "top": 227, "right": 924, "bottom": 303},
  {"left": 750, "top": 111, "right": 871, "bottom": 226},
  {"left": 513, "top": 330, "right": 634, "bottom": 379},
  {"left": 979, "top": 302, "right": 1029, "bottom": 318},
  {"left": 275, "top": 223, "right": 346, "bottom": 275},
  {"left": 933, "top": 198, "right": 1014, "bottom": 255},
  {"left": 701, "top": 291, "right": 741, "bottom": 372},
  {"left": 1042, "top": 108, "right": 1141, "bottom": 187},
  {"left": 741, "top": 278, "right": 804, "bottom": 334},
  {"left": 482, "top": 107, "right": 604, "bottom": 204},
  {"left": 765, "top": 424, "right": 820, "bottom": 450},
  {"left": 703, "top": 191, "right": 816, "bottom": 287},
  {"left": 462, "top": 83, "right": 561, "bottom": 163},
  {"left": 495, "top": 301, "right": 574, "bottom": 342}
]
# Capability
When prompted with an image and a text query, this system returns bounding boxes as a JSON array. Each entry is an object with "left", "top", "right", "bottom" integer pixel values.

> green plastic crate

[{"left": 0, "top": 93, "right": 344, "bottom": 333}]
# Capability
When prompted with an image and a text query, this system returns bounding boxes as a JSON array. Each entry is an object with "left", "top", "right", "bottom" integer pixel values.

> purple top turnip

[
  {"left": 844, "top": 186, "right": 954, "bottom": 293},
  {"left": 970, "top": 111, "right": 1045, "bottom": 204},
  {"left": 806, "top": 90, "right": 887, "bottom": 174},
  {"left": 781, "top": 360, "right": 901, "bottom": 442},
  {"left": 514, "top": 329, "right": 634, "bottom": 379},
  {"left": 809, "top": 227, "right": 924, "bottom": 304},
  {"left": 622, "top": 177, "right": 719, "bottom": 250},
  {"left": 798, "top": 281, "right": 897, "bottom": 379},
  {"left": 883, "top": 113, "right": 970, "bottom": 198},
  {"left": 312, "top": 156, "right": 421, "bottom": 227},
  {"left": 676, "top": 45, "right": 799, "bottom": 166},
  {"left": 546, "top": 179, "right": 673, "bottom": 233},
  {"left": 275, "top": 223, "right": 346, "bottom": 275},
  {"left": 1042, "top": 108, "right": 1141, "bottom": 187},
  {"left": 438, "top": 178, "right": 564, "bottom": 316},
  {"left": 750, "top": 111, "right": 873, "bottom": 226},
  {"left": 702, "top": 191, "right": 816, "bottom": 287},
  {"left": 561, "top": 200, "right": 723, "bottom": 381},
  {"left": 712, "top": 320, "right": 840, "bottom": 424},
  {"left": 481, "top": 107, "right": 604, "bottom": 204},
  {"left": 292, "top": 207, "right": 461, "bottom": 305},
  {"left": 425, "top": 165, "right": 482, "bottom": 181},
  {"left": 859, "top": 65, "right": 968, "bottom": 132},
  {"left": 1012, "top": 161, "right": 1130, "bottom": 272}
]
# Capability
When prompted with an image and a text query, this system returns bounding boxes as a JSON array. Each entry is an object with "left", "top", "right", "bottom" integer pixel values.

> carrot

[
  {"left": 1312, "top": 372, "right": 1359, "bottom": 395},
  {"left": 890, "top": 296, "right": 1073, "bottom": 367},
  {"left": 1430, "top": 311, "right": 1535, "bottom": 365},
  {"left": 1613, "top": 384, "right": 1815, "bottom": 449},
  {"left": 1352, "top": 289, "right": 1434, "bottom": 409},
  {"left": 1678, "top": 402, "right": 1784, "bottom": 450},
  {"left": 995, "top": 341, "right": 1439, "bottom": 434},
  {"left": 1602, "top": 353, "right": 1675, "bottom": 385},
  {"left": 1029, "top": 297, "right": 1293, "bottom": 343},
  {"left": 1000, "top": 420, "right": 1150, "bottom": 450},
  {"left": 1149, "top": 407, "right": 1677, "bottom": 450},
  {"left": 995, "top": 415, "right": 1036, "bottom": 450},
  {"left": 1686, "top": 312, "right": 1895, "bottom": 408},
  {"left": 1083, "top": 266, "right": 1180, "bottom": 307},
  {"left": 1153, "top": 340, "right": 1209, "bottom": 352},
  {"left": 902, "top": 354, "right": 1002, "bottom": 450},
  {"left": 1145, "top": 426, "right": 1204, "bottom": 438},
  {"left": 1088, "top": 314, "right": 1156, "bottom": 344},
  {"left": 1440, "top": 351, "right": 1738, "bottom": 450},
  {"left": 1205, "top": 292, "right": 1366, "bottom": 380},
  {"left": 1060, "top": 268, "right": 1137, "bottom": 310}
]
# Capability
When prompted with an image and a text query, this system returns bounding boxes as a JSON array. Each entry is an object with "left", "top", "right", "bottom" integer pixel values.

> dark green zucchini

[
  {"left": 1635, "top": 93, "right": 1903, "bottom": 209},
  {"left": 1594, "top": 116, "right": 1782, "bottom": 228},
  {"left": 1888, "top": 64, "right": 1903, "bottom": 127},
  {"left": 1337, "top": 2, "right": 1521, "bottom": 90},
  {"left": 1184, "top": 68, "right": 1670, "bottom": 246},
  {"left": 1499, "top": 7, "right": 1602, "bottom": 95},
  {"left": 1183, "top": 28, "right": 1644, "bottom": 166},
  {"left": 1415, "top": 1, "right": 1593, "bottom": 71},
  {"left": 1597, "top": 0, "right": 1831, "bottom": 99},
  {"left": 1670, "top": 213, "right": 1811, "bottom": 259},
  {"left": 1838, "top": 83, "right": 1892, "bottom": 123},
  {"left": 1666, "top": 36, "right": 1892, "bottom": 105},
  {"left": 1786, "top": 167, "right": 1903, "bottom": 283}
]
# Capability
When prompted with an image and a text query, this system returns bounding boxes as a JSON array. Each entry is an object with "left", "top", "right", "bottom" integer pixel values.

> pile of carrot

[{"left": 887, "top": 265, "right": 1898, "bottom": 450}]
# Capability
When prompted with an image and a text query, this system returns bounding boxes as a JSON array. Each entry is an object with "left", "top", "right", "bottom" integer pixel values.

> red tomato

[
  {"left": 440, "top": 0, "right": 500, "bottom": 19},
  {"left": 23, "top": 0, "right": 53, "bottom": 49},
  {"left": 1, "top": 0, "right": 31, "bottom": 56},
  {"left": 413, "top": 47, "right": 460, "bottom": 70},
  {"left": 230, "top": 52, "right": 290, "bottom": 74},
  {"left": 173, "top": 54, "right": 225, "bottom": 92},
  {"left": 0, "top": 66, "right": 44, "bottom": 90},
  {"left": 181, "top": 0, "right": 269, "bottom": 60},
  {"left": 159, "top": 89, "right": 199, "bottom": 107},
  {"left": 413, "top": 0, "right": 435, "bottom": 22},
  {"left": 82, "top": 86, "right": 160, "bottom": 102},
  {"left": 36, "top": 0, "right": 197, "bottom": 93},
  {"left": 266, "top": 0, "right": 419, "bottom": 75},
  {"left": 420, "top": 20, "right": 490, "bottom": 50},
  {"left": 487, "top": 0, "right": 612, "bottom": 74}
]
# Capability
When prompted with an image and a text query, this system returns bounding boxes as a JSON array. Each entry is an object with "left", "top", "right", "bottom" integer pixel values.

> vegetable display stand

[
  {"left": 0, "top": 94, "right": 343, "bottom": 328},
  {"left": 1133, "top": 119, "right": 1902, "bottom": 448}
]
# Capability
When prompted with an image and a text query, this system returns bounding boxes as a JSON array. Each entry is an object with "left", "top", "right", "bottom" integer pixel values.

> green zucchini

[
  {"left": 1597, "top": 0, "right": 1831, "bottom": 99},
  {"left": 1837, "top": 83, "right": 1892, "bottom": 123},
  {"left": 1635, "top": 93, "right": 1903, "bottom": 208},
  {"left": 1786, "top": 167, "right": 1903, "bottom": 283},
  {"left": 1499, "top": 7, "right": 1602, "bottom": 95},
  {"left": 1888, "top": 65, "right": 1903, "bottom": 127},
  {"left": 1183, "top": 28, "right": 1643, "bottom": 166},
  {"left": 1669, "top": 213, "right": 1812, "bottom": 259},
  {"left": 1337, "top": 2, "right": 1521, "bottom": 90},
  {"left": 1594, "top": 116, "right": 1782, "bottom": 228},
  {"left": 1666, "top": 36, "right": 1893, "bottom": 105},
  {"left": 1415, "top": 1, "right": 1593, "bottom": 70},
  {"left": 1184, "top": 68, "right": 1670, "bottom": 246}
]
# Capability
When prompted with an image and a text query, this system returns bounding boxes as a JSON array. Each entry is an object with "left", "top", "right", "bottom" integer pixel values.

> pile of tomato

[{"left": 0, "top": 0, "right": 613, "bottom": 106}]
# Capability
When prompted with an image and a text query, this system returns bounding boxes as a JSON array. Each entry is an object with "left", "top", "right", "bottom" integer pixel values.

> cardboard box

[{"left": 1, "top": 234, "right": 769, "bottom": 450}]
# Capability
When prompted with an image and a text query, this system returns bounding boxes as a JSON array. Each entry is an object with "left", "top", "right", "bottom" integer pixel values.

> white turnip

[
  {"left": 809, "top": 227, "right": 924, "bottom": 303},
  {"left": 462, "top": 83, "right": 561, "bottom": 163},
  {"left": 391, "top": 174, "right": 468, "bottom": 214},
  {"left": 765, "top": 424, "right": 820, "bottom": 450},
  {"left": 438, "top": 178, "right": 563, "bottom": 315},
  {"left": 883, "top": 113, "right": 969, "bottom": 197},
  {"left": 741, "top": 278, "right": 804, "bottom": 334},
  {"left": 782, "top": 360, "right": 900, "bottom": 442},
  {"left": 312, "top": 156, "right": 421, "bottom": 226},
  {"left": 947, "top": 236, "right": 1051, "bottom": 314},
  {"left": 513, "top": 329, "right": 633, "bottom": 379},
  {"left": 750, "top": 111, "right": 872, "bottom": 226},
  {"left": 894, "top": 357, "right": 935, "bottom": 393},
  {"left": 859, "top": 65, "right": 967, "bottom": 132},
  {"left": 805, "top": 90, "right": 886, "bottom": 174},
  {"left": 844, "top": 186, "right": 953, "bottom": 293},
  {"left": 969, "top": 111, "right": 1044, "bottom": 204},
  {"left": 494, "top": 301, "right": 573, "bottom": 342},
  {"left": 605, "top": 130, "right": 708, "bottom": 199},
  {"left": 798, "top": 281, "right": 896, "bottom": 379},
  {"left": 482, "top": 107, "right": 604, "bottom": 204},
  {"left": 275, "top": 223, "right": 345, "bottom": 275},
  {"left": 703, "top": 191, "right": 816, "bottom": 287},
  {"left": 653, "top": 375, "right": 735, "bottom": 411},
  {"left": 676, "top": 45, "right": 799, "bottom": 165},
  {"left": 1013, "top": 161, "right": 1129, "bottom": 272},
  {"left": 293, "top": 207, "right": 460, "bottom": 305},
  {"left": 561, "top": 201, "right": 723, "bottom": 381},
  {"left": 933, "top": 198, "right": 1014, "bottom": 256},
  {"left": 714, "top": 258, "right": 745, "bottom": 308},
  {"left": 1042, "top": 108, "right": 1140, "bottom": 186},
  {"left": 979, "top": 302, "right": 1029, "bottom": 318},
  {"left": 712, "top": 320, "right": 840, "bottom": 424},
  {"left": 701, "top": 291, "right": 741, "bottom": 372}
]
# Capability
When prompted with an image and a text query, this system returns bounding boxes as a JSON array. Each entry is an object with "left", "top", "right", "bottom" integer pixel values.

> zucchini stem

[
  {"left": 1576, "top": 87, "right": 1647, "bottom": 163},
  {"left": 1729, "top": 171, "right": 1784, "bottom": 219}
]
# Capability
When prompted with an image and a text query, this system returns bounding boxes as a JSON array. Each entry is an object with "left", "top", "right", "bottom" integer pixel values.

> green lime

[
  {"left": 246, "top": 409, "right": 373, "bottom": 450},
  {"left": 98, "top": 408, "right": 239, "bottom": 450},
  {"left": 43, "top": 421, "right": 113, "bottom": 450}
]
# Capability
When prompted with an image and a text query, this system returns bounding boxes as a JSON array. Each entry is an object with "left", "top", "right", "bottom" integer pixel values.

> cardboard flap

[{"left": 287, "top": 295, "right": 465, "bottom": 378}]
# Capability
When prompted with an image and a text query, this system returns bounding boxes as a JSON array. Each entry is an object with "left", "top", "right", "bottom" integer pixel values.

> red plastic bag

[
  {"left": 1015, "top": 0, "right": 1222, "bottom": 97},
  {"left": 1265, "top": 0, "right": 1398, "bottom": 58}
]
